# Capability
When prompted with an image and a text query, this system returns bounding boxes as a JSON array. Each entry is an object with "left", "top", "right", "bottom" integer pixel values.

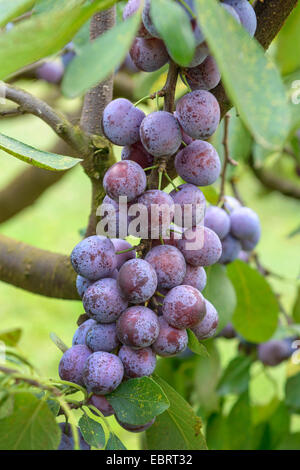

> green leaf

[
  {"left": 226, "top": 391, "right": 252, "bottom": 449},
  {"left": 187, "top": 329, "right": 209, "bottom": 357},
  {"left": 292, "top": 286, "right": 300, "bottom": 323},
  {"left": 106, "top": 433, "right": 127, "bottom": 450},
  {"left": 106, "top": 377, "right": 169, "bottom": 426},
  {"left": 33, "top": 0, "right": 62, "bottom": 14},
  {"left": 0, "top": 394, "right": 14, "bottom": 420},
  {"left": 0, "top": 0, "right": 116, "bottom": 80},
  {"left": 78, "top": 413, "right": 105, "bottom": 449},
  {"left": 200, "top": 186, "right": 219, "bottom": 205},
  {"left": 146, "top": 375, "right": 207, "bottom": 450},
  {"left": 0, "top": 0, "right": 35, "bottom": 27},
  {"left": 275, "top": 3, "right": 300, "bottom": 76},
  {"left": 206, "top": 412, "right": 228, "bottom": 450},
  {"left": 202, "top": 264, "right": 237, "bottom": 332},
  {"left": 151, "top": 0, "right": 195, "bottom": 66},
  {"left": 285, "top": 372, "right": 300, "bottom": 413},
  {"left": 227, "top": 260, "right": 279, "bottom": 343},
  {"left": 217, "top": 355, "right": 252, "bottom": 396},
  {"left": 277, "top": 433, "right": 300, "bottom": 450},
  {"left": 0, "top": 132, "right": 82, "bottom": 171},
  {"left": 62, "top": 13, "right": 141, "bottom": 98},
  {"left": 0, "top": 328, "right": 22, "bottom": 347},
  {"left": 195, "top": 0, "right": 290, "bottom": 150},
  {"left": 0, "top": 392, "right": 60, "bottom": 450}
]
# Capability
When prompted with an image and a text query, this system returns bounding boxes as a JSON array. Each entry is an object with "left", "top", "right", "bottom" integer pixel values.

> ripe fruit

[
  {"left": 162, "top": 285, "right": 206, "bottom": 329},
  {"left": 204, "top": 206, "right": 230, "bottom": 240},
  {"left": 118, "top": 345, "right": 156, "bottom": 377},
  {"left": 230, "top": 207, "right": 261, "bottom": 241},
  {"left": 86, "top": 322, "right": 120, "bottom": 352},
  {"left": 121, "top": 141, "right": 154, "bottom": 169},
  {"left": 83, "top": 278, "right": 128, "bottom": 323},
  {"left": 102, "top": 98, "right": 145, "bottom": 146},
  {"left": 187, "top": 42, "right": 209, "bottom": 68},
  {"left": 175, "top": 140, "right": 221, "bottom": 186},
  {"left": 182, "top": 264, "right": 207, "bottom": 291},
  {"left": 177, "top": 226, "right": 222, "bottom": 266},
  {"left": 118, "top": 258, "right": 158, "bottom": 304},
  {"left": 130, "top": 38, "right": 169, "bottom": 72},
  {"left": 192, "top": 299, "right": 219, "bottom": 340},
  {"left": 258, "top": 340, "right": 292, "bottom": 367},
  {"left": 116, "top": 306, "right": 160, "bottom": 348},
  {"left": 170, "top": 183, "right": 206, "bottom": 228},
  {"left": 36, "top": 60, "right": 64, "bottom": 83},
  {"left": 140, "top": 111, "right": 182, "bottom": 157},
  {"left": 72, "top": 319, "right": 96, "bottom": 346},
  {"left": 185, "top": 55, "right": 221, "bottom": 91},
  {"left": 137, "top": 190, "right": 175, "bottom": 237},
  {"left": 123, "top": 0, "right": 152, "bottom": 38},
  {"left": 76, "top": 275, "right": 93, "bottom": 298},
  {"left": 142, "top": 0, "right": 160, "bottom": 37},
  {"left": 175, "top": 90, "right": 220, "bottom": 140},
  {"left": 145, "top": 245, "right": 186, "bottom": 289},
  {"left": 111, "top": 238, "right": 136, "bottom": 269},
  {"left": 223, "top": 195, "right": 241, "bottom": 213},
  {"left": 103, "top": 160, "right": 147, "bottom": 202},
  {"left": 83, "top": 351, "right": 124, "bottom": 395},
  {"left": 116, "top": 416, "right": 156, "bottom": 433},
  {"left": 219, "top": 234, "right": 241, "bottom": 264},
  {"left": 59, "top": 345, "right": 92, "bottom": 386},
  {"left": 70, "top": 235, "right": 117, "bottom": 281},
  {"left": 224, "top": 0, "right": 257, "bottom": 37},
  {"left": 152, "top": 317, "right": 188, "bottom": 356},
  {"left": 88, "top": 395, "right": 114, "bottom": 417}
]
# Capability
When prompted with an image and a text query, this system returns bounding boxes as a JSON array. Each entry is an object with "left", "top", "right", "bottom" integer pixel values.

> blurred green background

[{"left": 0, "top": 78, "right": 300, "bottom": 449}]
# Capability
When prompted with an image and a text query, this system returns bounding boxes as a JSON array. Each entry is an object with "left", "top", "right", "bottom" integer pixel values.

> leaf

[
  {"left": 146, "top": 375, "right": 207, "bottom": 450},
  {"left": 106, "top": 377, "right": 169, "bottom": 426},
  {"left": 202, "top": 264, "right": 237, "bottom": 332},
  {"left": 206, "top": 412, "right": 228, "bottom": 450},
  {"left": 226, "top": 391, "right": 252, "bottom": 450},
  {"left": 275, "top": 3, "right": 300, "bottom": 76},
  {"left": 0, "top": 392, "right": 60, "bottom": 450},
  {"left": 200, "top": 186, "right": 219, "bottom": 205},
  {"left": 33, "top": 0, "right": 62, "bottom": 14},
  {"left": 0, "top": 132, "right": 82, "bottom": 171},
  {"left": 195, "top": 0, "right": 290, "bottom": 150},
  {"left": 0, "top": 328, "right": 22, "bottom": 347},
  {"left": 78, "top": 413, "right": 105, "bottom": 449},
  {"left": 62, "top": 14, "right": 141, "bottom": 98},
  {"left": 227, "top": 260, "right": 279, "bottom": 343},
  {"left": 0, "top": 394, "right": 14, "bottom": 420},
  {"left": 285, "top": 372, "right": 300, "bottom": 413},
  {"left": 151, "top": 0, "right": 195, "bottom": 66},
  {"left": 0, "top": 0, "right": 116, "bottom": 80},
  {"left": 0, "top": 0, "right": 35, "bottom": 27},
  {"left": 106, "top": 433, "right": 127, "bottom": 450},
  {"left": 217, "top": 355, "right": 252, "bottom": 396},
  {"left": 292, "top": 286, "right": 300, "bottom": 323},
  {"left": 187, "top": 329, "right": 209, "bottom": 357},
  {"left": 277, "top": 433, "right": 300, "bottom": 450}
]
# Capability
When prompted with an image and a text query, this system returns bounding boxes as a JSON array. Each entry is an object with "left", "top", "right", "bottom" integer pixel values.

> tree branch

[
  {"left": 2, "top": 83, "right": 90, "bottom": 156},
  {"left": 0, "top": 234, "right": 79, "bottom": 300}
]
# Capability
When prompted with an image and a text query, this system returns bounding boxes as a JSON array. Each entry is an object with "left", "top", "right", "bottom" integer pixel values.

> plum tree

[
  {"left": 145, "top": 245, "right": 187, "bottom": 289},
  {"left": 130, "top": 38, "right": 169, "bottom": 72},
  {"left": 117, "top": 258, "right": 158, "bottom": 303},
  {"left": 83, "top": 351, "right": 124, "bottom": 394},
  {"left": 83, "top": 278, "right": 128, "bottom": 323},
  {"left": 118, "top": 345, "right": 156, "bottom": 377},
  {"left": 139, "top": 111, "right": 182, "bottom": 157},
  {"left": 86, "top": 322, "right": 120, "bottom": 352},
  {"left": 116, "top": 306, "right": 160, "bottom": 348},
  {"left": 59, "top": 345, "right": 92, "bottom": 386},
  {"left": 103, "top": 160, "right": 147, "bottom": 202},
  {"left": 162, "top": 285, "right": 206, "bottom": 329},
  {"left": 177, "top": 226, "right": 222, "bottom": 266},
  {"left": 102, "top": 98, "right": 145, "bottom": 146},
  {"left": 152, "top": 317, "right": 188, "bottom": 356}
]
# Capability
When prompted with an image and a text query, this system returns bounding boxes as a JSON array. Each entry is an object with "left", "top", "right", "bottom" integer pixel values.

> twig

[
  {"left": 0, "top": 107, "right": 25, "bottom": 118},
  {"left": 218, "top": 114, "right": 238, "bottom": 203}
]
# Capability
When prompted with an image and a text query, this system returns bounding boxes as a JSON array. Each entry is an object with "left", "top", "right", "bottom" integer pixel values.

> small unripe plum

[
  {"left": 162, "top": 285, "right": 206, "bottom": 329},
  {"left": 258, "top": 340, "right": 291, "bottom": 367},
  {"left": 71, "top": 235, "right": 117, "bottom": 281},
  {"left": 83, "top": 278, "right": 128, "bottom": 323},
  {"left": 102, "top": 98, "right": 145, "bottom": 146},
  {"left": 224, "top": 0, "right": 257, "bottom": 36},
  {"left": 121, "top": 141, "right": 154, "bottom": 169},
  {"left": 176, "top": 90, "right": 220, "bottom": 140},
  {"left": 88, "top": 394, "right": 114, "bottom": 417},
  {"left": 185, "top": 55, "right": 221, "bottom": 91},
  {"left": 130, "top": 38, "right": 168, "bottom": 72},
  {"left": 177, "top": 226, "right": 222, "bottom": 266},
  {"left": 175, "top": 140, "right": 221, "bottom": 186},
  {"left": 182, "top": 264, "right": 207, "bottom": 291},
  {"left": 116, "top": 306, "right": 160, "bottom": 348},
  {"left": 103, "top": 160, "right": 147, "bottom": 202},
  {"left": 76, "top": 275, "right": 93, "bottom": 298},
  {"left": 118, "top": 259, "right": 158, "bottom": 304},
  {"left": 230, "top": 207, "right": 261, "bottom": 241},
  {"left": 145, "top": 245, "right": 186, "bottom": 289},
  {"left": 86, "top": 322, "right": 120, "bottom": 353},
  {"left": 137, "top": 190, "right": 175, "bottom": 238},
  {"left": 170, "top": 183, "right": 206, "bottom": 228},
  {"left": 219, "top": 234, "right": 241, "bottom": 264},
  {"left": 83, "top": 351, "right": 124, "bottom": 395},
  {"left": 152, "top": 317, "right": 188, "bottom": 356},
  {"left": 111, "top": 238, "right": 136, "bottom": 269},
  {"left": 118, "top": 345, "right": 156, "bottom": 377},
  {"left": 116, "top": 416, "right": 156, "bottom": 433},
  {"left": 204, "top": 206, "right": 230, "bottom": 240},
  {"left": 140, "top": 111, "right": 182, "bottom": 157},
  {"left": 59, "top": 345, "right": 92, "bottom": 386},
  {"left": 192, "top": 299, "right": 219, "bottom": 340},
  {"left": 72, "top": 319, "right": 96, "bottom": 346},
  {"left": 123, "top": 0, "right": 152, "bottom": 38}
]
